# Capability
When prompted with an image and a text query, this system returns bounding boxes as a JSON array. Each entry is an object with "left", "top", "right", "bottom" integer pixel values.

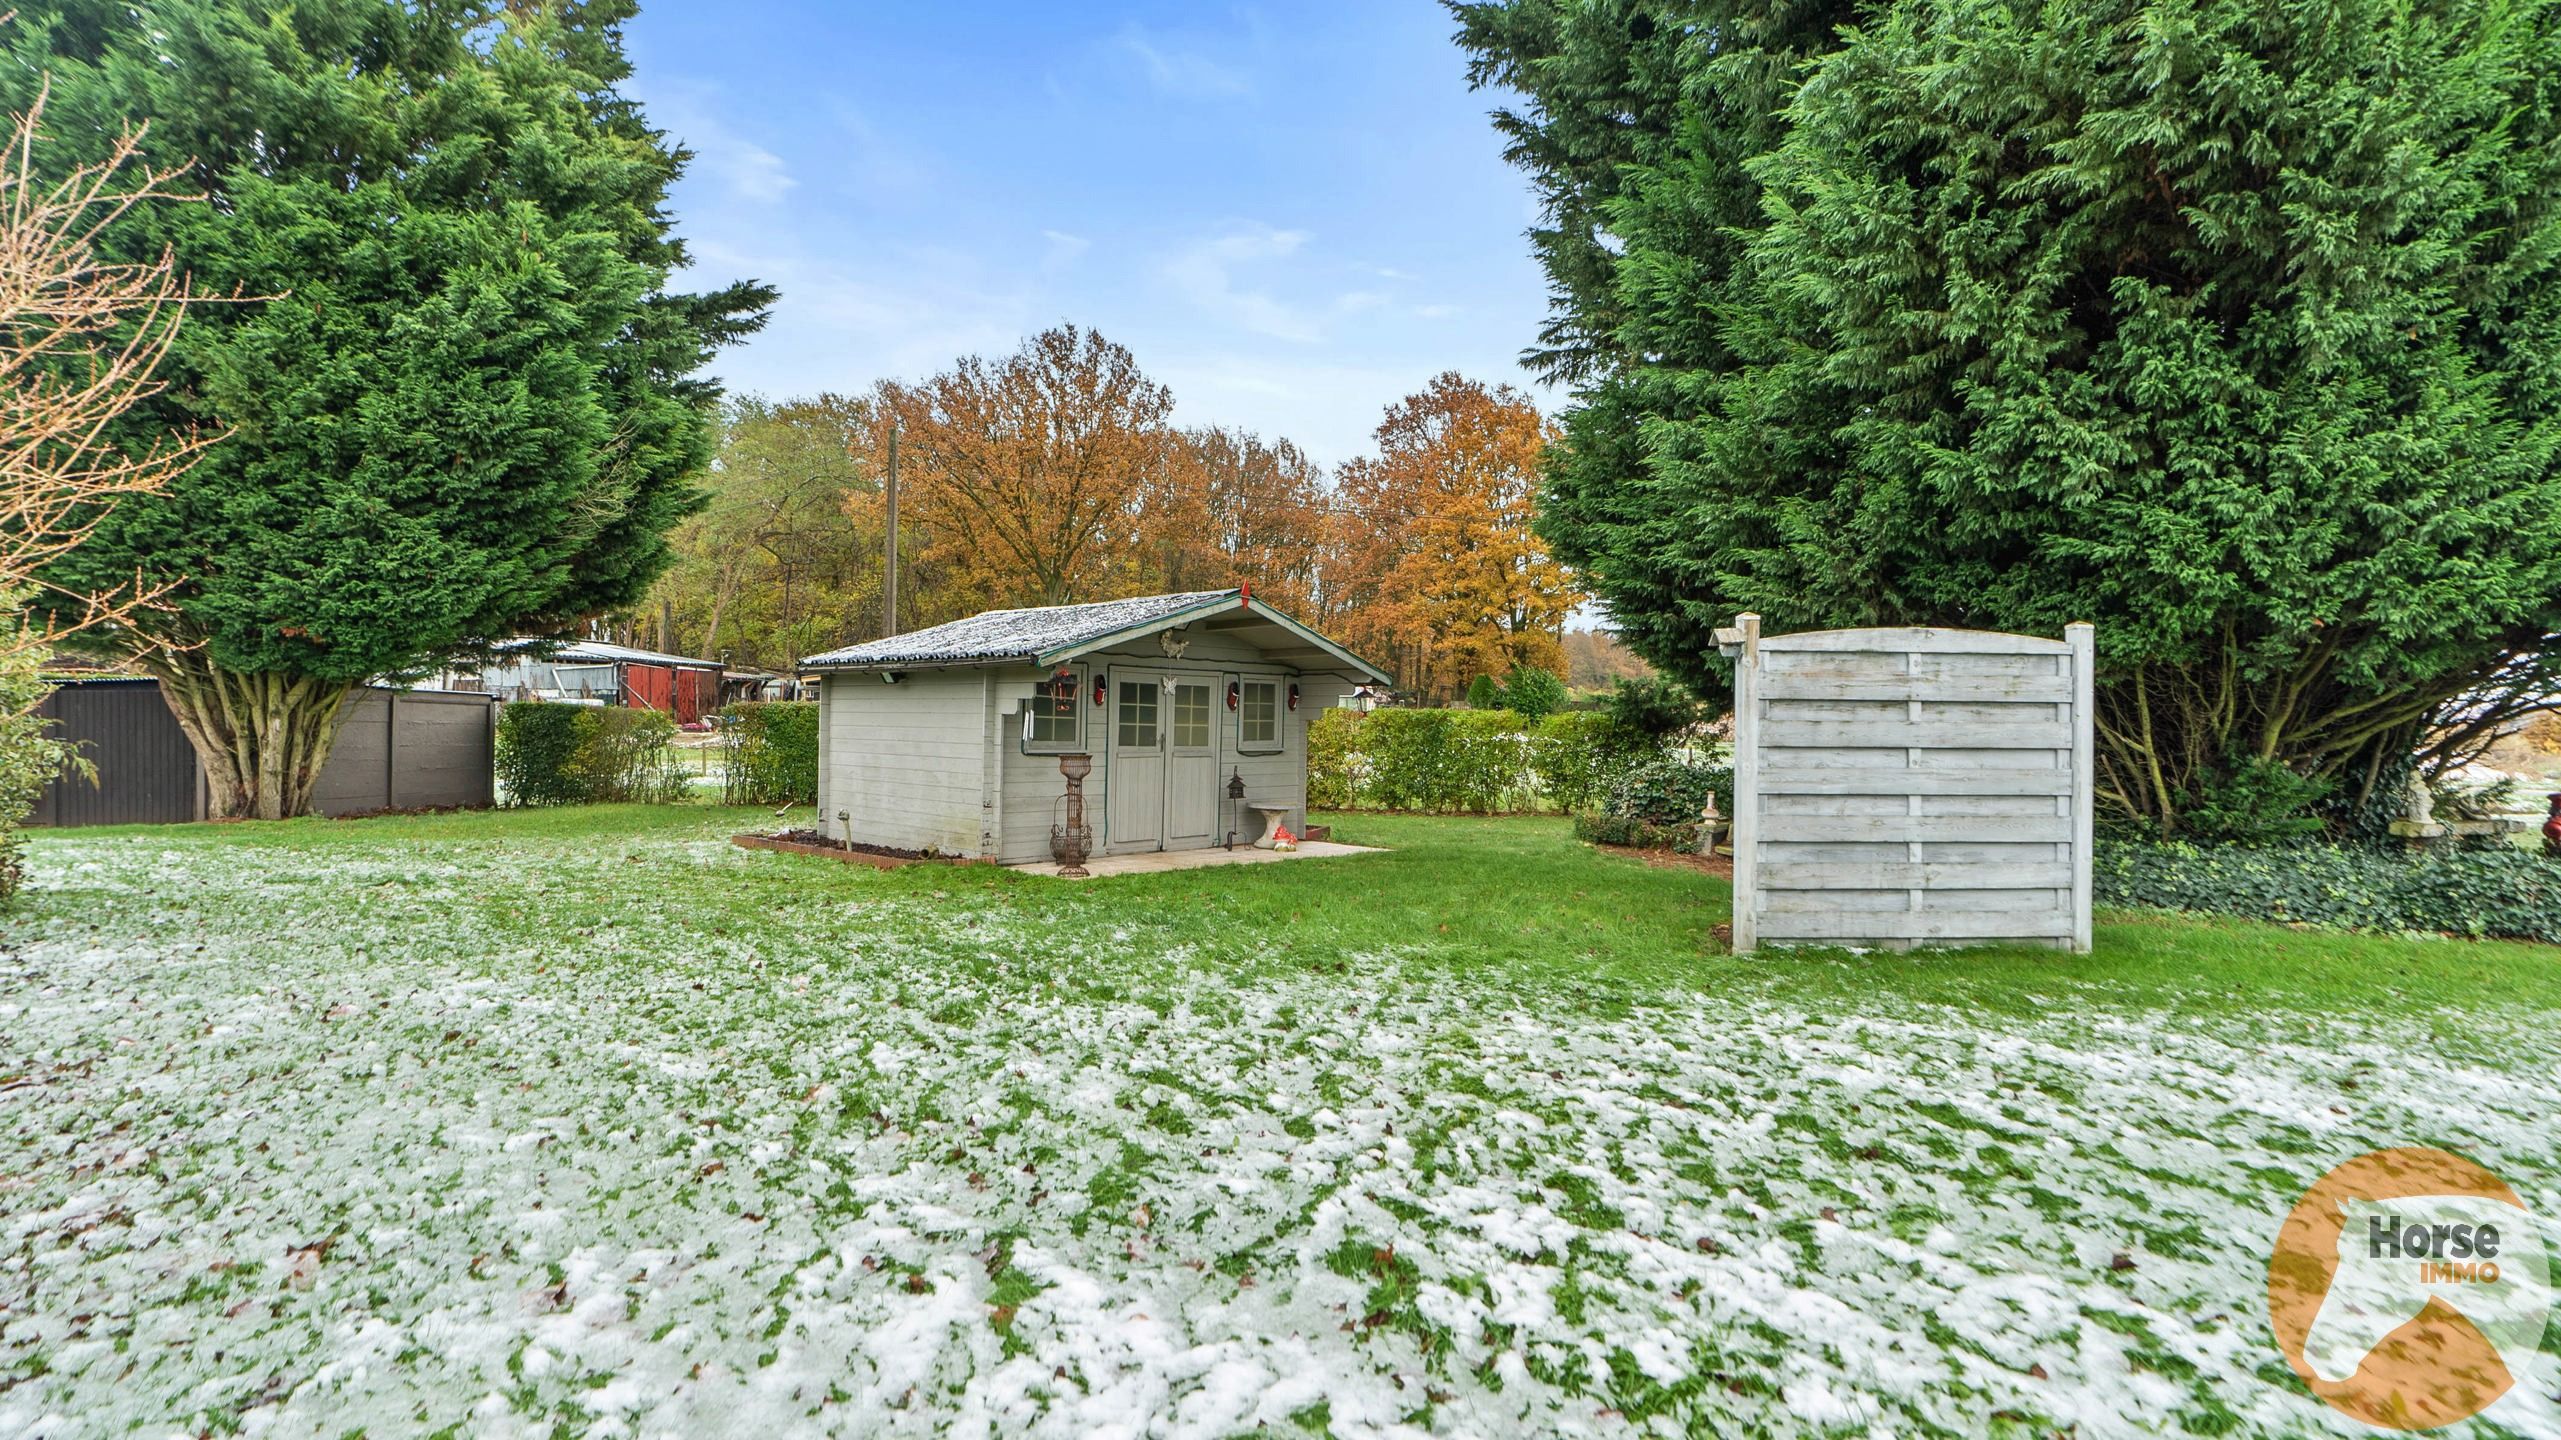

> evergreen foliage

[
  {"left": 3, "top": 0, "right": 772, "bottom": 818},
  {"left": 1465, "top": 674, "right": 1504, "bottom": 710},
  {"left": 720, "top": 701, "right": 819, "bottom": 806},
  {"left": 1456, "top": 0, "right": 2561, "bottom": 832},
  {"left": 2097, "top": 840, "right": 2561, "bottom": 943},
  {"left": 1496, "top": 663, "right": 1569, "bottom": 721}
]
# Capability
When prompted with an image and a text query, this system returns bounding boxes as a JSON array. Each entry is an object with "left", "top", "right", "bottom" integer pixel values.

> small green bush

[
  {"left": 1311, "top": 705, "right": 1655, "bottom": 814},
  {"left": 1465, "top": 674, "right": 1503, "bottom": 710},
  {"left": 495, "top": 701, "right": 587, "bottom": 807},
  {"left": 2095, "top": 838, "right": 2561, "bottom": 943},
  {"left": 1496, "top": 664, "right": 1568, "bottom": 721},
  {"left": 721, "top": 701, "right": 818, "bottom": 805},
  {"left": 1532, "top": 710, "right": 1644, "bottom": 813},
  {"left": 497, "top": 701, "right": 685, "bottom": 806},
  {"left": 1605, "top": 758, "right": 1734, "bottom": 828},
  {"left": 570, "top": 708, "right": 686, "bottom": 804},
  {"left": 0, "top": 603, "right": 76, "bottom": 907},
  {"left": 1571, "top": 813, "right": 1698, "bottom": 849},
  {"left": 1308, "top": 707, "right": 1363, "bottom": 811},
  {"left": 1604, "top": 675, "right": 1702, "bottom": 743}
]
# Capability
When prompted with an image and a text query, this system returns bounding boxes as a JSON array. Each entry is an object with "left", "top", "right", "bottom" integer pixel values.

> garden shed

[{"left": 803, "top": 589, "right": 1389, "bottom": 863}]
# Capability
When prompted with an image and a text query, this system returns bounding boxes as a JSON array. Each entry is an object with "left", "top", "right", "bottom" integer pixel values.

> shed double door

[{"left": 1107, "top": 668, "right": 1218, "bottom": 852}]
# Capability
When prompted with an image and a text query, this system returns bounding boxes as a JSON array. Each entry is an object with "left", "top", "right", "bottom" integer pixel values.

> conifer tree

[
  {"left": 1458, "top": 0, "right": 2561, "bottom": 831},
  {"left": 3, "top": 0, "right": 772, "bottom": 818}
]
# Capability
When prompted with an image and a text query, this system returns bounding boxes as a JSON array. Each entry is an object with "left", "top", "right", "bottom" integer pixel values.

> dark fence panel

[
  {"left": 30, "top": 679, "right": 204, "bottom": 826},
  {"left": 34, "top": 680, "right": 496, "bottom": 827}
]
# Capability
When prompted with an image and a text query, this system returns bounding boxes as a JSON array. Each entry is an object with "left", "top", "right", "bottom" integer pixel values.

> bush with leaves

[
  {"left": 1605, "top": 758, "right": 1735, "bottom": 829},
  {"left": 1497, "top": 664, "right": 1569, "bottom": 721},
  {"left": 569, "top": 709, "right": 687, "bottom": 805},
  {"left": 1604, "top": 675, "right": 1702, "bottom": 744},
  {"left": 1308, "top": 707, "right": 1364, "bottom": 811},
  {"left": 497, "top": 701, "right": 686, "bottom": 806},
  {"left": 2096, "top": 839, "right": 2561, "bottom": 943},
  {"left": 1531, "top": 710, "right": 1647, "bottom": 812},
  {"left": 1465, "top": 674, "right": 1503, "bottom": 710},
  {"left": 0, "top": 606, "right": 76, "bottom": 906},
  {"left": 495, "top": 702, "right": 587, "bottom": 807},
  {"left": 720, "top": 701, "right": 818, "bottom": 806}
]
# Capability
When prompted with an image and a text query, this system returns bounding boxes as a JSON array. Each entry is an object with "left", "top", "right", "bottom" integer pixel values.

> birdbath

[{"left": 1050, "top": 754, "right": 1094, "bottom": 877}]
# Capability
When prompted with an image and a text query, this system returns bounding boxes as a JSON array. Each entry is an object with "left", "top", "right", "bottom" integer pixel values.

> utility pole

[{"left": 883, "top": 423, "right": 900, "bottom": 638}]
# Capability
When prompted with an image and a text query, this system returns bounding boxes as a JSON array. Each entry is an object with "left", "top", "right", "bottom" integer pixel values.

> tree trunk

[{"left": 146, "top": 652, "right": 359, "bottom": 820}]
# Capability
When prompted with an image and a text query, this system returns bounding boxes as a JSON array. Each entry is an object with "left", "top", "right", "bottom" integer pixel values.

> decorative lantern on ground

[
  {"left": 1224, "top": 768, "right": 1248, "bottom": 850},
  {"left": 1050, "top": 753, "right": 1094, "bottom": 876}
]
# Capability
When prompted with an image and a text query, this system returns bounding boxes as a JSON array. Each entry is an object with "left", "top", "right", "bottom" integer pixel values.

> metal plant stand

[{"left": 1050, "top": 753, "right": 1094, "bottom": 877}]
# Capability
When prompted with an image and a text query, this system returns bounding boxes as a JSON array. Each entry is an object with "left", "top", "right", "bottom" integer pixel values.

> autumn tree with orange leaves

[
  {"left": 1130, "top": 425, "right": 1333, "bottom": 618},
  {"left": 875, "top": 325, "right": 1173, "bottom": 610},
  {"left": 1330, "top": 374, "right": 1580, "bottom": 701}
]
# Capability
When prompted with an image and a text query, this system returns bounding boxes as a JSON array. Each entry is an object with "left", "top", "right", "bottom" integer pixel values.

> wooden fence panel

[{"left": 1726, "top": 618, "right": 2093, "bottom": 953}]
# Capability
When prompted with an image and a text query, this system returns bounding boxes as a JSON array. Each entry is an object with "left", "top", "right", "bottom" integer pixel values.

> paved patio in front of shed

[{"left": 1010, "top": 839, "right": 1384, "bottom": 878}]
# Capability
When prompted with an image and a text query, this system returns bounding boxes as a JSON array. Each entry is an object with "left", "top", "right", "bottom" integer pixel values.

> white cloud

[
  {"left": 643, "top": 87, "right": 796, "bottom": 205},
  {"left": 1114, "top": 23, "right": 1253, "bottom": 99},
  {"left": 1161, "top": 225, "right": 1322, "bottom": 343},
  {"left": 1041, "top": 229, "right": 1092, "bottom": 268}
]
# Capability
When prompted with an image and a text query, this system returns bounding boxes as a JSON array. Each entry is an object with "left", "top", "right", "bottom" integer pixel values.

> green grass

[{"left": 85, "top": 801, "right": 2556, "bottom": 1024}]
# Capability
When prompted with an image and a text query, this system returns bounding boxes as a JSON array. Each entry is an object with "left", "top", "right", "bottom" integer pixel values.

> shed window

[
  {"left": 1022, "top": 669, "right": 1083, "bottom": 753},
  {"left": 1170, "top": 681, "right": 1212, "bottom": 749},
  {"left": 1238, "top": 679, "right": 1281, "bottom": 752},
  {"left": 1117, "top": 679, "right": 1159, "bottom": 748}
]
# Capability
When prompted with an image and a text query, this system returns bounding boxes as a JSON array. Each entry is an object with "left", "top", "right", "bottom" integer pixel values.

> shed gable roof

[{"left": 802, "top": 590, "right": 1387, "bottom": 681}]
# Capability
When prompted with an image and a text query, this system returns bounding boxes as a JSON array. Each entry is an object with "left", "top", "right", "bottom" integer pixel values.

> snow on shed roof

[
  {"left": 801, "top": 590, "right": 1391, "bottom": 681},
  {"left": 803, "top": 591, "right": 1239, "bottom": 670}
]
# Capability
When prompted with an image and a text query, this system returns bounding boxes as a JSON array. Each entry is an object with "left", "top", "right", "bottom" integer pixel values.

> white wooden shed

[{"left": 802, "top": 590, "right": 1390, "bottom": 864}]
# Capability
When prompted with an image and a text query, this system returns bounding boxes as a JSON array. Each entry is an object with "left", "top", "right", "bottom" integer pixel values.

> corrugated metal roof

[
  {"left": 499, "top": 638, "right": 721, "bottom": 669},
  {"left": 803, "top": 591, "right": 1239, "bottom": 669}
]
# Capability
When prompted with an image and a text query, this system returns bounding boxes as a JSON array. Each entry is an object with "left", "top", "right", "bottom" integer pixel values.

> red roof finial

[{"left": 1239, "top": 579, "right": 1251, "bottom": 609}]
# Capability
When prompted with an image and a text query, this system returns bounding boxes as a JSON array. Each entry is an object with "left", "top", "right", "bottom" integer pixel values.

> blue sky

[{"left": 620, "top": 2, "right": 1552, "bottom": 467}]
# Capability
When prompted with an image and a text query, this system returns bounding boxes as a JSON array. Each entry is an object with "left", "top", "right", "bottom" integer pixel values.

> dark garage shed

[{"left": 31, "top": 678, "right": 497, "bottom": 827}]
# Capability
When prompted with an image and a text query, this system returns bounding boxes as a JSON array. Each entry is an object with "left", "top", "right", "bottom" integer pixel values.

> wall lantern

[
  {"left": 1287, "top": 682, "right": 1301, "bottom": 712},
  {"left": 1047, "top": 667, "right": 1077, "bottom": 714},
  {"left": 1226, "top": 679, "right": 1241, "bottom": 711},
  {"left": 1092, "top": 674, "right": 1108, "bottom": 708}
]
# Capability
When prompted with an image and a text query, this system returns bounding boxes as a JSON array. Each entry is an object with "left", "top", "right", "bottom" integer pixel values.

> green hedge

[
  {"left": 1572, "top": 813, "right": 1699, "bottom": 849},
  {"left": 2095, "top": 838, "right": 2561, "bottom": 943},
  {"left": 721, "top": 701, "right": 818, "bottom": 805},
  {"left": 495, "top": 702, "right": 586, "bottom": 807},
  {"left": 1308, "top": 707, "right": 1651, "bottom": 813},
  {"left": 496, "top": 701, "right": 686, "bottom": 806}
]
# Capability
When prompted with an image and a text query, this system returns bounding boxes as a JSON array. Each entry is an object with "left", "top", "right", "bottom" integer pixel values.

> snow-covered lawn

[{"left": 3, "top": 809, "right": 2556, "bottom": 1438}]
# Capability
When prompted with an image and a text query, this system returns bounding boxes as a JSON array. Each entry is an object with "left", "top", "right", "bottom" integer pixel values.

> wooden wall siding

[
  {"left": 1730, "top": 618, "right": 2094, "bottom": 953},
  {"left": 816, "top": 670, "right": 989, "bottom": 857}
]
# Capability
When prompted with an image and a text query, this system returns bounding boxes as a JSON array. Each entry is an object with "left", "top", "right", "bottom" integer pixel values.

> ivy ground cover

[{"left": 3, "top": 808, "right": 2557, "bottom": 1437}]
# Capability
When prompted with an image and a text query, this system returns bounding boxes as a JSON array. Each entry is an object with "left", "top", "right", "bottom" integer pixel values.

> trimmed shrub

[
  {"left": 721, "top": 701, "right": 818, "bottom": 805},
  {"left": 1497, "top": 664, "right": 1568, "bottom": 721},
  {"left": 1465, "top": 674, "right": 1502, "bottom": 710},
  {"left": 569, "top": 708, "right": 686, "bottom": 804},
  {"left": 2095, "top": 839, "right": 2561, "bottom": 943},
  {"left": 1312, "top": 705, "right": 1661, "bottom": 814},
  {"left": 495, "top": 701, "right": 587, "bottom": 807},
  {"left": 1571, "top": 813, "right": 1698, "bottom": 849},
  {"left": 497, "top": 701, "right": 685, "bottom": 806},
  {"left": 1532, "top": 710, "right": 1642, "bottom": 813},
  {"left": 1607, "top": 758, "right": 1734, "bottom": 828},
  {"left": 1308, "top": 707, "right": 1363, "bottom": 811}
]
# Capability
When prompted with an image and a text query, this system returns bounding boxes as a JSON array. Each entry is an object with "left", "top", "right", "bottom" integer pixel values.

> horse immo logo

[{"left": 2268, "top": 1147, "right": 2553, "bottom": 1430}]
